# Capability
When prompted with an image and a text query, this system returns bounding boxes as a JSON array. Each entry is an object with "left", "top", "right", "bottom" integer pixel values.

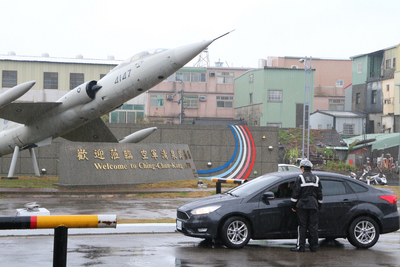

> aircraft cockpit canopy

[{"left": 111, "top": 48, "right": 168, "bottom": 72}]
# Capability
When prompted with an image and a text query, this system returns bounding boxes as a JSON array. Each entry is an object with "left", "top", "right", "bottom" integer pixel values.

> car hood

[{"left": 177, "top": 193, "right": 240, "bottom": 211}]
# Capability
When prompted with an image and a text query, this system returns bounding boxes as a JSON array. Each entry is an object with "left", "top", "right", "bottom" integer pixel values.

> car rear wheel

[
  {"left": 220, "top": 216, "right": 251, "bottom": 249},
  {"left": 347, "top": 216, "right": 379, "bottom": 248}
]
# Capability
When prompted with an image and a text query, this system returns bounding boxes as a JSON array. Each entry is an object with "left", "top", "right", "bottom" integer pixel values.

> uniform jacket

[{"left": 291, "top": 171, "right": 323, "bottom": 210}]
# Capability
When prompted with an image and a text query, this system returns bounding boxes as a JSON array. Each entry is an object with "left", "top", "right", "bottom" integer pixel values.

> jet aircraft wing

[
  {"left": 0, "top": 102, "right": 61, "bottom": 124},
  {"left": 60, "top": 117, "right": 118, "bottom": 143}
]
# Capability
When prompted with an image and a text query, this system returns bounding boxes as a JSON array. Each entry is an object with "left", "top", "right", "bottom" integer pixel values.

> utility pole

[{"left": 300, "top": 57, "right": 312, "bottom": 160}]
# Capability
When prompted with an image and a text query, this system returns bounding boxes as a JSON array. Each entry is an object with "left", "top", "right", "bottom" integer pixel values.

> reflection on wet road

[
  {"left": 0, "top": 198, "right": 187, "bottom": 219},
  {"left": 0, "top": 233, "right": 399, "bottom": 266}
]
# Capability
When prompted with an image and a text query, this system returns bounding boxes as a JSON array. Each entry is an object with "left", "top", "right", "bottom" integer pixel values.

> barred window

[
  {"left": 183, "top": 95, "right": 199, "bottom": 108},
  {"left": 2, "top": 70, "right": 17, "bottom": 88},
  {"left": 44, "top": 72, "right": 58, "bottom": 89},
  {"left": 268, "top": 90, "right": 282, "bottom": 102},
  {"left": 70, "top": 73, "right": 84, "bottom": 89},
  {"left": 329, "top": 99, "right": 344, "bottom": 110},
  {"left": 216, "top": 96, "right": 233, "bottom": 108},
  {"left": 343, "top": 124, "right": 354, "bottom": 135}
]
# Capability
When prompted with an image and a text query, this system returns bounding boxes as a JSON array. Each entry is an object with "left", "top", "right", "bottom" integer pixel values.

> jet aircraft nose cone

[{"left": 173, "top": 39, "right": 213, "bottom": 66}]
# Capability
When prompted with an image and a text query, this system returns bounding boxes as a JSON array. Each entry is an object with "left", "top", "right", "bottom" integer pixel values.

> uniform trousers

[{"left": 296, "top": 208, "right": 318, "bottom": 248}]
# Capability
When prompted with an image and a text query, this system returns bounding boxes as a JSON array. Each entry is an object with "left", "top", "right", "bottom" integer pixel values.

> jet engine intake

[
  {"left": 58, "top": 80, "right": 102, "bottom": 108},
  {"left": 85, "top": 80, "right": 102, "bottom": 100}
]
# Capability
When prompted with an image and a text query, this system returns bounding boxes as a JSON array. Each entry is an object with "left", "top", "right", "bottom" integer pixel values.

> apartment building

[{"left": 259, "top": 56, "right": 352, "bottom": 112}]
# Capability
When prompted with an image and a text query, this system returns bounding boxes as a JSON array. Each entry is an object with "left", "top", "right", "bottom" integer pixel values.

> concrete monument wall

[{"left": 0, "top": 124, "right": 279, "bottom": 181}]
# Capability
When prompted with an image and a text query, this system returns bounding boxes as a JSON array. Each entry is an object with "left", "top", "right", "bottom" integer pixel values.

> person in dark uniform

[{"left": 290, "top": 159, "right": 323, "bottom": 252}]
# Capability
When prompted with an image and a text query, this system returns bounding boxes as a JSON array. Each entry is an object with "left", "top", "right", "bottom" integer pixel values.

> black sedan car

[{"left": 176, "top": 171, "right": 399, "bottom": 249}]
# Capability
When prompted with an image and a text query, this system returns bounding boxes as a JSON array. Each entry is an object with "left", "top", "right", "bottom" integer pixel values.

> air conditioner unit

[
  {"left": 209, "top": 71, "right": 215, "bottom": 77},
  {"left": 291, "top": 65, "right": 298, "bottom": 69},
  {"left": 199, "top": 95, "right": 206, "bottom": 102},
  {"left": 166, "top": 94, "right": 174, "bottom": 101}
]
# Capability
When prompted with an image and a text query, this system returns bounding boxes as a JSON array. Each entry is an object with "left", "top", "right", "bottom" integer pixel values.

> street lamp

[{"left": 300, "top": 57, "right": 312, "bottom": 160}]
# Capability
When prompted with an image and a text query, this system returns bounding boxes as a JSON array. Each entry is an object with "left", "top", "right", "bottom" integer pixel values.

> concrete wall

[{"left": 0, "top": 124, "right": 279, "bottom": 179}]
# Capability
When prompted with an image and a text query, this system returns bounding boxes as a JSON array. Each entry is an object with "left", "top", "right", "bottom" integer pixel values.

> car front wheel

[
  {"left": 347, "top": 216, "right": 379, "bottom": 248},
  {"left": 220, "top": 216, "right": 251, "bottom": 249}
]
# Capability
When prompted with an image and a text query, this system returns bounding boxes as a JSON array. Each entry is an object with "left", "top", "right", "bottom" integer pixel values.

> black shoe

[
  {"left": 310, "top": 246, "right": 317, "bottom": 252},
  {"left": 290, "top": 246, "right": 305, "bottom": 252}
]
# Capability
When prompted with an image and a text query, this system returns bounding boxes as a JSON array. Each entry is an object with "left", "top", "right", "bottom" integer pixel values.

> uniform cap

[{"left": 300, "top": 159, "right": 313, "bottom": 168}]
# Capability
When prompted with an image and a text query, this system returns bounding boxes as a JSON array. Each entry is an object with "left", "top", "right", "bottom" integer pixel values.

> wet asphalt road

[
  {"left": 0, "top": 197, "right": 399, "bottom": 266},
  {"left": 0, "top": 232, "right": 399, "bottom": 266}
]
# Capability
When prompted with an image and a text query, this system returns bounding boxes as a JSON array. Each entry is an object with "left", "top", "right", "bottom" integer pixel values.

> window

[
  {"left": 371, "top": 90, "right": 377, "bottom": 104},
  {"left": 386, "top": 59, "right": 391, "bottom": 69},
  {"left": 199, "top": 73, "right": 206, "bottom": 82},
  {"left": 110, "top": 104, "right": 145, "bottom": 123},
  {"left": 165, "top": 74, "right": 174, "bottom": 82},
  {"left": 249, "top": 93, "right": 253, "bottom": 104},
  {"left": 100, "top": 74, "right": 106, "bottom": 79},
  {"left": 320, "top": 180, "right": 347, "bottom": 196},
  {"left": 327, "top": 124, "right": 332, "bottom": 129},
  {"left": 357, "top": 62, "right": 363, "bottom": 73},
  {"left": 356, "top": 93, "right": 361, "bottom": 104},
  {"left": 387, "top": 84, "right": 390, "bottom": 91},
  {"left": 270, "top": 181, "right": 295, "bottom": 199},
  {"left": 393, "top": 58, "right": 396, "bottom": 68},
  {"left": 329, "top": 99, "right": 345, "bottom": 110},
  {"left": 217, "top": 72, "right": 234, "bottom": 84},
  {"left": 183, "top": 95, "right": 198, "bottom": 108},
  {"left": 249, "top": 74, "right": 254, "bottom": 83},
  {"left": 150, "top": 95, "right": 164, "bottom": 106},
  {"left": 216, "top": 96, "right": 233, "bottom": 108},
  {"left": 175, "top": 72, "right": 190, "bottom": 82},
  {"left": 343, "top": 123, "right": 355, "bottom": 135},
  {"left": 70, "top": 73, "right": 84, "bottom": 89},
  {"left": 335, "top": 80, "right": 344, "bottom": 87},
  {"left": 267, "top": 123, "right": 281, "bottom": 128},
  {"left": 2, "top": 70, "right": 17, "bottom": 88},
  {"left": 318, "top": 124, "right": 322, "bottom": 130},
  {"left": 191, "top": 73, "right": 199, "bottom": 82},
  {"left": 44, "top": 72, "right": 58, "bottom": 89},
  {"left": 268, "top": 90, "right": 282, "bottom": 102},
  {"left": 347, "top": 181, "right": 368, "bottom": 193},
  {"left": 170, "top": 72, "right": 206, "bottom": 82}
]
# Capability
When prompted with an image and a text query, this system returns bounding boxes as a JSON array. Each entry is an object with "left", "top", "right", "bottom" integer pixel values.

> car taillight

[{"left": 379, "top": 195, "right": 397, "bottom": 204}]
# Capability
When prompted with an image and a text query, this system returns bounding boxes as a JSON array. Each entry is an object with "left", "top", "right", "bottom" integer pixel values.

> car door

[
  {"left": 255, "top": 178, "right": 298, "bottom": 239},
  {"left": 318, "top": 177, "right": 359, "bottom": 236}
]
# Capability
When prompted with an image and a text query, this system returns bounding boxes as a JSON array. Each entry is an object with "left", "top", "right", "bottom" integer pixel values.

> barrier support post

[
  {"left": 53, "top": 226, "right": 68, "bottom": 267},
  {"left": 216, "top": 182, "right": 221, "bottom": 194}
]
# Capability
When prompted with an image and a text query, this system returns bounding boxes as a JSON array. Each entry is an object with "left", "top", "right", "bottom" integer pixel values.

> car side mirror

[{"left": 263, "top": 191, "right": 275, "bottom": 200}]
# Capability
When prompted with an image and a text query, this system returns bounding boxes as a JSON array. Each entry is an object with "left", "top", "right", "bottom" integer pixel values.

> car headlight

[{"left": 191, "top": 206, "right": 221, "bottom": 215}]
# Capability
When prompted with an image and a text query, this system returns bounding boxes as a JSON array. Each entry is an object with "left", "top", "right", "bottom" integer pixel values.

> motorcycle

[{"left": 350, "top": 169, "right": 387, "bottom": 185}]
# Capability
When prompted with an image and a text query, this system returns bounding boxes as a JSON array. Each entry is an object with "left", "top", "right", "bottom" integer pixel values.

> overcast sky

[{"left": 1, "top": 0, "right": 400, "bottom": 68}]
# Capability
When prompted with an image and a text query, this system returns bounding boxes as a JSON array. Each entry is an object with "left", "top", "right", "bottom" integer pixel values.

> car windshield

[
  {"left": 226, "top": 175, "right": 282, "bottom": 197},
  {"left": 111, "top": 48, "right": 168, "bottom": 72}
]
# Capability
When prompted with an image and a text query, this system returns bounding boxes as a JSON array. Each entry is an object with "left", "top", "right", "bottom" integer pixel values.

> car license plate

[{"left": 176, "top": 220, "right": 182, "bottom": 230}]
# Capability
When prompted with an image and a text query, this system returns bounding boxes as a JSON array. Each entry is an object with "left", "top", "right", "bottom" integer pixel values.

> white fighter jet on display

[{"left": 0, "top": 32, "right": 232, "bottom": 177}]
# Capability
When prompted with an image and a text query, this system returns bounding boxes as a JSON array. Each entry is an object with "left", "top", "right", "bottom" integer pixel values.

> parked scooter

[{"left": 350, "top": 169, "right": 387, "bottom": 185}]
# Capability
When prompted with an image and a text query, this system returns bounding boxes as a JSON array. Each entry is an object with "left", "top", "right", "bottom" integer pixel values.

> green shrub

[{"left": 325, "top": 161, "right": 357, "bottom": 172}]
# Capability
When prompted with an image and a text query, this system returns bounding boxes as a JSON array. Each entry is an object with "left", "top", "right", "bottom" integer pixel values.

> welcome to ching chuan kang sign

[{"left": 58, "top": 142, "right": 198, "bottom": 188}]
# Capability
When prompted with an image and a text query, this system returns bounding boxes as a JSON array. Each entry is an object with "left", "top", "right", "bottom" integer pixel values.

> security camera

[{"left": 299, "top": 59, "right": 305, "bottom": 63}]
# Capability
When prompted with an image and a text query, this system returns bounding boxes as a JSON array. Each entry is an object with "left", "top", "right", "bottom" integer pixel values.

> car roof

[{"left": 260, "top": 170, "right": 356, "bottom": 181}]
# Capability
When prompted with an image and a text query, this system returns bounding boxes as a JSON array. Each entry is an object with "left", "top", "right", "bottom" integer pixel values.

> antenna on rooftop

[{"left": 193, "top": 48, "right": 210, "bottom": 67}]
